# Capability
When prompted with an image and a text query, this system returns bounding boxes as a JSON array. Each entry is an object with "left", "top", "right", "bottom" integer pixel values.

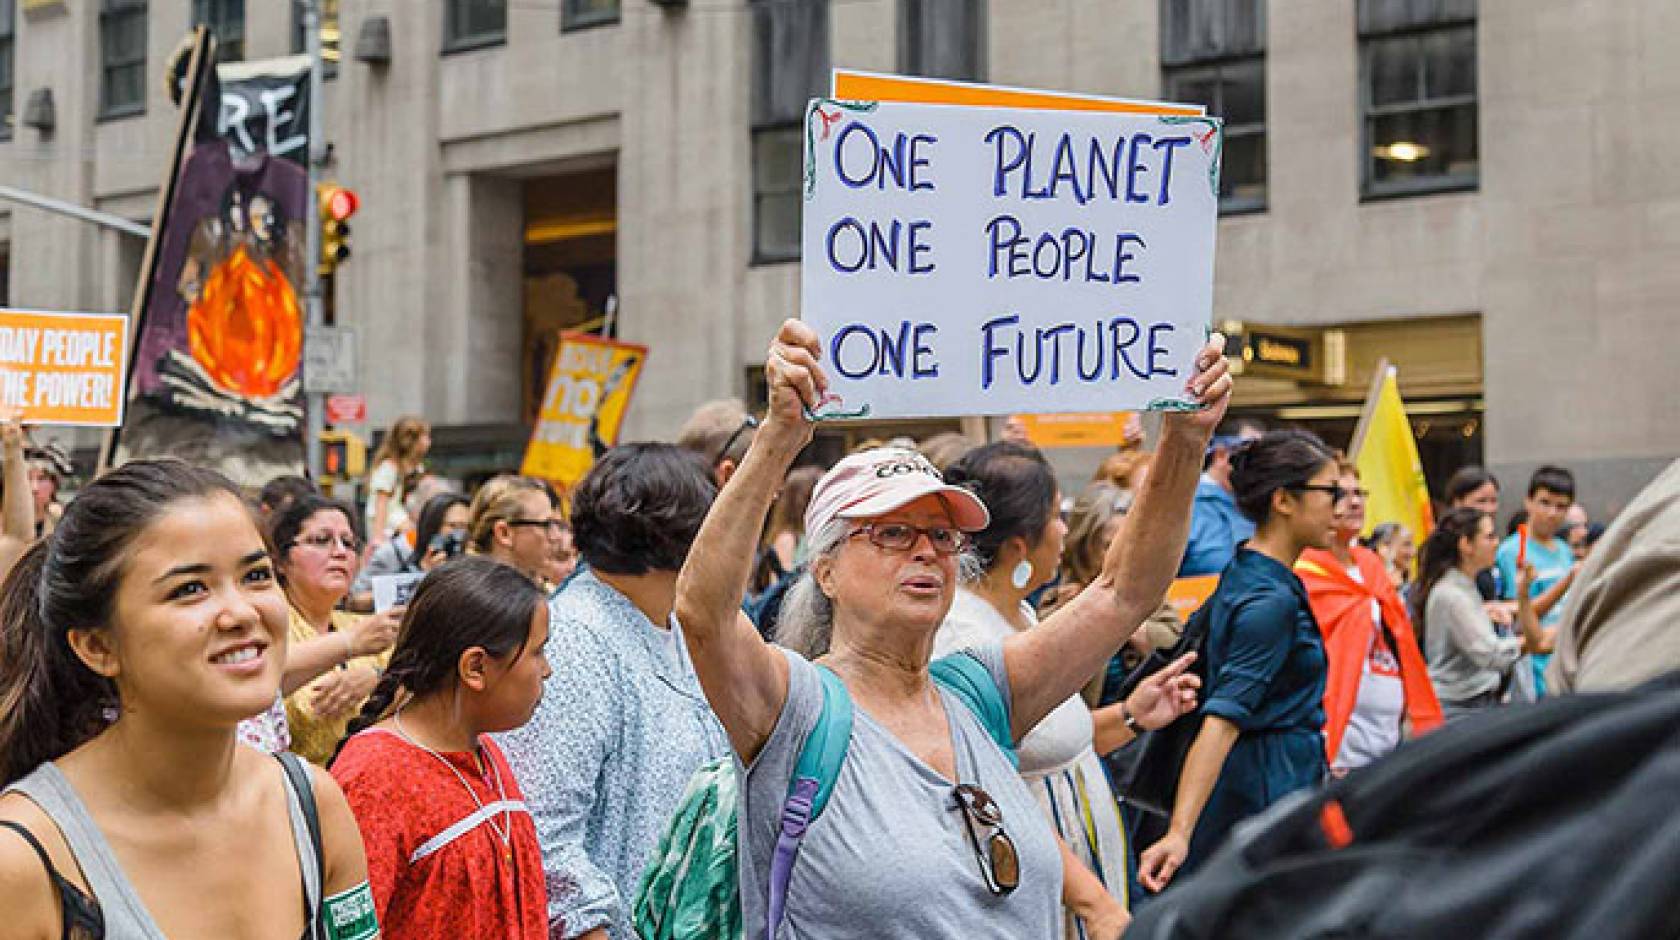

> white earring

[{"left": 1010, "top": 560, "right": 1034, "bottom": 590}]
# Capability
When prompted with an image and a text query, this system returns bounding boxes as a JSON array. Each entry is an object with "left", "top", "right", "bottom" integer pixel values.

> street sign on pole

[
  {"left": 304, "top": 324, "right": 357, "bottom": 393},
  {"left": 325, "top": 393, "right": 367, "bottom": 425}
]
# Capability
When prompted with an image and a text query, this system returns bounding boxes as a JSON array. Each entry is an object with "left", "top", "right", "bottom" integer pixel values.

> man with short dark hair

[{"left": 1496, "top": 465, "right": 1579, "bottom": 697}]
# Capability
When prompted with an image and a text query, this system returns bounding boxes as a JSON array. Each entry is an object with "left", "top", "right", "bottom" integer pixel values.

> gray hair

[{"left": 773, "top": 516, "right": 983, "bottom": 658}]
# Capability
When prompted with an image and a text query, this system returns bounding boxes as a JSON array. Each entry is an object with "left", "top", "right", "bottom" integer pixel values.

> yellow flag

[{"left": 1354, "top": 366, "right": 1433, "bottom": 541}]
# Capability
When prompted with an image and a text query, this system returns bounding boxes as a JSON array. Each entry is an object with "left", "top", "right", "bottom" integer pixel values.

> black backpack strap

[
  {"left": 0, "top": 819, "right": 105, "bottom": 939},
  {"left": 276, "top": 752, "right": 328, "bottom": 940}
]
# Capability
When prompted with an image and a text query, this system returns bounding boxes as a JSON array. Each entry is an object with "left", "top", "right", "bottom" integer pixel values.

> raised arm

[
  {"left": 1513, "top": 564, "right": 1555, "bottom": 654},
  {"left": 675, "top": 320, "right": 823, "bottom": 763},
  {"left": 1003, "top": 337, "right": 1231, "bottom": 737},
  {"left": 0, "top": 414, "right": 35, "bottom": 581}
]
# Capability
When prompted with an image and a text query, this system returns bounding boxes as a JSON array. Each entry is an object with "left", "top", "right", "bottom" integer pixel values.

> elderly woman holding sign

[{"left": 673, "top": 319, "right": 1231, "bottom": 939}]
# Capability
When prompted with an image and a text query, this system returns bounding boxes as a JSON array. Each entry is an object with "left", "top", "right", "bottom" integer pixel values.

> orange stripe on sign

[
  {"left": 1319, "top": 799, "right": 1355, "bottom": 849},
  {"left": 831, "top": 71, "right": 1205, "bottom": 117}
]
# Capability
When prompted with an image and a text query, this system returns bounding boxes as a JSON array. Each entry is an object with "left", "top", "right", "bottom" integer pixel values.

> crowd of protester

[{"left": 0, "top": 326, "right": 1671, "bottom": 939}]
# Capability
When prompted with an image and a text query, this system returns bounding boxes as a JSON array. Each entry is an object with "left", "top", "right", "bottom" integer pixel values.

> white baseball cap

[{"left": 804, "top": 447, "right": 991, "bottom": 536}]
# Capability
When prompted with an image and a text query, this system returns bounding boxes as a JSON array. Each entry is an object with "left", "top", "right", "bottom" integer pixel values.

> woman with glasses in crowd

[
  {"left": 1137, "top": 430, "right": 1341, "bottom": 892},
  {"left": 933, "top": 443, "right": 1201, "bottom": 938},
  {"left": 676, "top": 320, "right": 1231, "bottom": 939},
  {"left": 1294, "top": 459, "right": 1441, "bottom": 777},
  {"left": 468, "top": 475, "right": 564, "bottom": 587},
  {"left": 272, "top": 495, "right": 404, "bottom": 765}
]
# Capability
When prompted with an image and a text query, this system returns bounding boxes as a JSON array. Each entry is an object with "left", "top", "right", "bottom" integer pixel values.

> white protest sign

[
  {"left": 371, "top": 572, "right": 425, "bottom": 613},
  {"left": 799, "top": 99, "right": 1221, "bottom": 418}
]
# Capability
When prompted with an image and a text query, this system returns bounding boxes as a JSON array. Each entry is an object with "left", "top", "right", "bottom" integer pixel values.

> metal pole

[
  {"left": 0, "top": 184, "right": 152, "bottom": 239},
  {"left": 304, "top": 0, "right": 325, "bottom": 480}
]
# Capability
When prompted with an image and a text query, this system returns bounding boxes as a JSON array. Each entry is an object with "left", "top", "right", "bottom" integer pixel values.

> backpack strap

[
  {"left": 765, "top": 664, "right": 854, "bottom": 939},
  {"left": 929, "top": 652, "right": 1018, "bottom": 770},
  {"left": 276, "top": 752, "right": 328, "bottom": 940}
]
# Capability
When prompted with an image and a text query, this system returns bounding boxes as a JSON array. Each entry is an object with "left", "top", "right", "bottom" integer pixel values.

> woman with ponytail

[
  {"left": 329, "top": 557, "right": 551, "bottom": 939},
  {"left": 1139, "top": 430, "right": 1341, "bottom": 893},
  {"left": 932, "top": 442, "right": 1200, "bottom": 939},
  {"left": 1414, "top": 507, "right": 1551, "bottom": 717},
  {"left": 0, "top": 458, "right": 375, "bottom": 940}
]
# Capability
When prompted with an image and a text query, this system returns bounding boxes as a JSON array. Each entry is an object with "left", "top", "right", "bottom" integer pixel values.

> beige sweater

[{"left": 1547, "top": 458, "right": 1680, "bottom": 693}]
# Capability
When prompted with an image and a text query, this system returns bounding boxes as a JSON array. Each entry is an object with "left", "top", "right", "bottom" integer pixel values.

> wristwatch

[{"left": 1122, "top": 702, "right": 1142, "bottom": 734}]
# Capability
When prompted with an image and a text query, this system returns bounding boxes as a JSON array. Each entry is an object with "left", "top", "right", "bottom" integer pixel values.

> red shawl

[{"left": 1296, "top": 546, "right": 1443, "bottom": 764}]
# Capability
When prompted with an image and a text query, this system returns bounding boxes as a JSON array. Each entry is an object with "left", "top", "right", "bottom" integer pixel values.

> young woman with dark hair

[
  {"left": 1139, "top": 429, "right": 1340, "bottom": 892},
  {"left": 498, "top": 444, "right": 727, "bottom": 940},
  {"left": 1414, "top": 508, "right": 1550, "bottom": 718},
  {"left": 330, "top": 557, "right": 550, "bottom": 939},
  {"left": 0, "top": 459, "right": 374, "bottom": 940},
  {"left": 936, "top": 443, "right": 1200, "bottom": 939}
]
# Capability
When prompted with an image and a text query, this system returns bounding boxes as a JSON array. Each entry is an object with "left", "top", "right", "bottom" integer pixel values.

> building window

[
  {"left": 898, "top": 0, "right": 985, "bottom": 82},
  {"left": 751, "top": 0, "right": 829, "bottom": 263},
  {"left": 291, "top": 0, "right": 340, "bottom": 77},
  {"left": 0, "top": 0, "right": 14, "bottom": 141},
  {"left": 564, "top": 0, "right": 619, "bottom": 31},
  {"left": 445, "top": 0, "right": 506, "bottom": 52},
  {"left": 100, "top": 0, "right": 148, "bottom": 120},
  {"left": 193, "top": 0, "right": 245, "bottom": 63},
  {"left": 1359, "top": 0, "right": 1477, "bottom": 198},
  {"left": 1160, "top": 0, "right": 1266, "bottom": 213}
]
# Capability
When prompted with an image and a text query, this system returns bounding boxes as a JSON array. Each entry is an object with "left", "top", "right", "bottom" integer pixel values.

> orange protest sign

[
  {"left": 0, "top": 309, "right": 130, "bottom": 427},
  {"left": 521, "top": 332, "right": 647, "bottom": 487},
  {"left": 1013, "top": 412, "right": 1136, "bottom": 448},
  {"left": 831, "top": 69, "right": 1204, "bottom": 117},
  {"left": 1165, "top": 573, "right": 1221, "bottom": 621}
]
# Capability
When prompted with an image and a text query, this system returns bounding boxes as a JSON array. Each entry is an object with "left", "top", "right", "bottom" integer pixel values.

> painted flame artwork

[{"left": 185, "top": 244, "right": 303, "bottom": 399}]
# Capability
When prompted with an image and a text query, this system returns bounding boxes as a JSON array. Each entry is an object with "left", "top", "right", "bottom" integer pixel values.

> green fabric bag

[{"left": 632, "top": 755, "right": 745, "bottom": 940}]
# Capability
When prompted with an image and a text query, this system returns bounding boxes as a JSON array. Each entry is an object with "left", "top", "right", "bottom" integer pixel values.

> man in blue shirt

[
  {"left": 1495, "top": 465, "right": 1580, "bottom": 698},
  {"left": 1179, "top": 420, "right": 1265, "bottom": 576}
]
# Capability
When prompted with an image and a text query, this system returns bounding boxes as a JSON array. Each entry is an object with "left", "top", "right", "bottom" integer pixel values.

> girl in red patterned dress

[{"left": 330, "top": 557, "right": 552, "bottom": 939}]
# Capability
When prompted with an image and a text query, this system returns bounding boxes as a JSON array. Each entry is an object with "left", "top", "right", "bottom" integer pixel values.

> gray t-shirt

[{"left": 737, "top": 644, "right": 1062, "bottom": 939}]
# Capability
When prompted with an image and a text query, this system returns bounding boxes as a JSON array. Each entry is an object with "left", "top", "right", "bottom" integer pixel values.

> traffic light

[
  {"left": 319, "top": 429, "right": 367, "bottom": 481},
  {"left": 317, "top": 182, "right": 360, "bottom": 276}
]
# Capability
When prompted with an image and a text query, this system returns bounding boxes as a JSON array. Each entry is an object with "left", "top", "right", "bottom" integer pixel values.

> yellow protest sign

[
  {"left": 0, "top": 309, "right": 131, "bottom": 427},
  {"left": 521, "top": 332, "right": 647, "bottom": 487},
  {"left": 832, "top": 69, "right": 1204, "bottom": 116}
]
